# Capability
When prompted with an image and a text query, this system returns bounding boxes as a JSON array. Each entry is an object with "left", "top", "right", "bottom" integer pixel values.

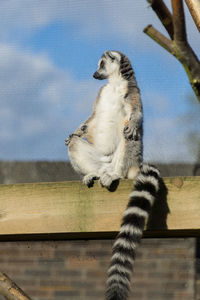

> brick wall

[{"left": 0, "top": 238, "right": 196, "bottom": 300}]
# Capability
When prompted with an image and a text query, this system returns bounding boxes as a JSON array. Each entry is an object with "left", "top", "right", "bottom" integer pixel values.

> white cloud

[
  {"left": 144, "top": 116, "right": 192, "bottom": 163},
  {"left": 0, "top": 43, "right": 100, "bottom": 159},
  {"left": 141, "top": 89, "right": 197, "bottom": 163},
  {"left": 0, "top": 0, "right": 198, "bottom": 53}
]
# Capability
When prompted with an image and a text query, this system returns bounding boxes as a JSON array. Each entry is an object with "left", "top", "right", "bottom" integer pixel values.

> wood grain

[{"left": 0, "top": 177, "right": 199, "bottom": 239}]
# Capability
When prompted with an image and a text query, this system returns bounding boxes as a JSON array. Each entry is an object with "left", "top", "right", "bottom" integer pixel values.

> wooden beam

[{"left": 0, "top": 177, "right": 199, "bottom": 240}]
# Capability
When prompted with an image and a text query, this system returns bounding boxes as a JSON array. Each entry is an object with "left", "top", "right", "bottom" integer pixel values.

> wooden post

[{"left": 0, "top": 176, "right": 199, "bottom": 239}]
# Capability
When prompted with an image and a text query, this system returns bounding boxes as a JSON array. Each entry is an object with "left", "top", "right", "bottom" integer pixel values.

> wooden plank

[{"left": 0, "top": 177, "right": 199, "bottom": 239}]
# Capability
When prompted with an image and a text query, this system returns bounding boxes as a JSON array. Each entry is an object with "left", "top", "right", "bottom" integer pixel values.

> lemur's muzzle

[
  {"left": 93, "top": 71, "right": 101, "bottom": 79},
  {"left": 93, "top": 71, "right": 106, "bottom": 80}
]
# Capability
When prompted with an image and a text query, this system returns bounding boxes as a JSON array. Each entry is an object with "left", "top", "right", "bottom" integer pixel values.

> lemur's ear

[
  {"left": 106, "top": 51, "right": 115, "bottom": 61},
  {"left": 109, "top": 51, "right": 121, "bottom": 61}
]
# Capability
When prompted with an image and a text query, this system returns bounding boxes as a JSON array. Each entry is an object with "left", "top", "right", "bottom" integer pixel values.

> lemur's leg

[
  {"left": 109, "top": 99, "right": 143, "bottom": 180},
  {"left": 98, "top": 138, "right": 124, "bottom": 187},
  {"left": 67, "top": 135, "right": 102, "bottom": 186},
  {"left": 99, "top": 140, "right": 141, "bottom": 187},
  {"left": 99, "top": 127, "right": 142, "bottom": 188}
]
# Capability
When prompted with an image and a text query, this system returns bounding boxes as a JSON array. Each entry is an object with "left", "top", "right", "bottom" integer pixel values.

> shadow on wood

[{"left": 147, "top": 177, "right": 169, "bottom": 230}]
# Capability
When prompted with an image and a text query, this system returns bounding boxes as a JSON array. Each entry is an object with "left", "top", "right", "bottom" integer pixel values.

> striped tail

[{"left": 106, "top": 164, "right": 161, "bottom": 300}]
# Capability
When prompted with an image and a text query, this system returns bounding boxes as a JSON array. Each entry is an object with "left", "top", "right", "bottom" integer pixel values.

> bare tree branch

[
  {"left": 144, "top": 0, "right": 200, "bottom": 102},
  {"left": 171, "top": 0, "right": 187, "bottom": 42},
  {"left": 147, "top": 0, "right": 174, "bottom": 39},
  {"left": 143, "top": 25, "right": 174, "bottom": 54},
  {"left": 0, "top": 272, "right": 32, "bottom": 300},
  {"left": 185, "top": 0, "right": 200, "bottom": 32}
]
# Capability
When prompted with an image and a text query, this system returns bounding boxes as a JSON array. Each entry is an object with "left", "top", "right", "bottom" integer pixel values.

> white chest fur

[{"left": 93, "top": 77, "right": 128, "bottom": 155}]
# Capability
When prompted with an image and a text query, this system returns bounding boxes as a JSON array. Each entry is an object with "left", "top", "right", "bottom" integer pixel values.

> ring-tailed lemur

[
  {"left": 66, "top": 50, "right": 143, "bottom": 187},
  {"left": 65, "top": 51, "right": 161, "bottom": 300}
]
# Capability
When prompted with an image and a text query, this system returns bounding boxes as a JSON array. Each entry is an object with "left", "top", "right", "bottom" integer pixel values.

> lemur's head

[{"left": 93, "top": 50, "right": 134, "bottom": 81}]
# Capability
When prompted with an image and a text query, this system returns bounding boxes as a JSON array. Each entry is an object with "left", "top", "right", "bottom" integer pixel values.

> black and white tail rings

[{"left": 106, "top": 164, "right": 161, "bottom": 300}]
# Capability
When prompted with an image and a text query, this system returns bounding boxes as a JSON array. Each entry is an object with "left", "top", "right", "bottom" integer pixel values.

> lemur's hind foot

[
  {"left": 83, "top": 174, "right": 99, "bottom": 188},
  {"left": 99, "top": 173, "right": 120, "bottom": 188}
]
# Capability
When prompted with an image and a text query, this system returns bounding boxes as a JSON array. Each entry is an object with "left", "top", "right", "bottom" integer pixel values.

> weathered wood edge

[
  {"left": 0, "top": 230, "right": 200, "bottom": 242},
  {"left": 0, "top": 176, "right": 199, "bottom": 240}
]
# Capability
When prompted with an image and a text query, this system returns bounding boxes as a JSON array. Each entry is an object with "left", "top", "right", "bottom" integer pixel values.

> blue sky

[{"left": 0, "top": 0, "right": 199, "bottom": 162}]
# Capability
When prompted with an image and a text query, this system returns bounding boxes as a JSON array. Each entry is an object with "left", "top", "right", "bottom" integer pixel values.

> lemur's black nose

[
  {"left": 93, "top": 71, "right": 99, "bottom": 79},
  {"left": 93, "top": 71, "right": 106, "bottom": 80}
]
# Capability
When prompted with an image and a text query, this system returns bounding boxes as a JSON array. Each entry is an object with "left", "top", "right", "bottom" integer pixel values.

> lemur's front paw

[
  {"left": 123, "top": 126, "right": 138, "bottom": 141},
  {"left": 65, "top": 134, "right": 74, "bottom": 146},
  {"left": 66, "top": 125, "right": 87, "bottom": 146},
  {"left": 74, "top": 124, "right": 87, "bottom": 137},
  {"left": 83, "top": 174, "right": 98, "bottom": 188}
]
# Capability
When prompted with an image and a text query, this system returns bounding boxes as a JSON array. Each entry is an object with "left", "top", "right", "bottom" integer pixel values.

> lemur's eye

[{"left": 100, "top": 60, "right": 105, "bottom": 68}]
